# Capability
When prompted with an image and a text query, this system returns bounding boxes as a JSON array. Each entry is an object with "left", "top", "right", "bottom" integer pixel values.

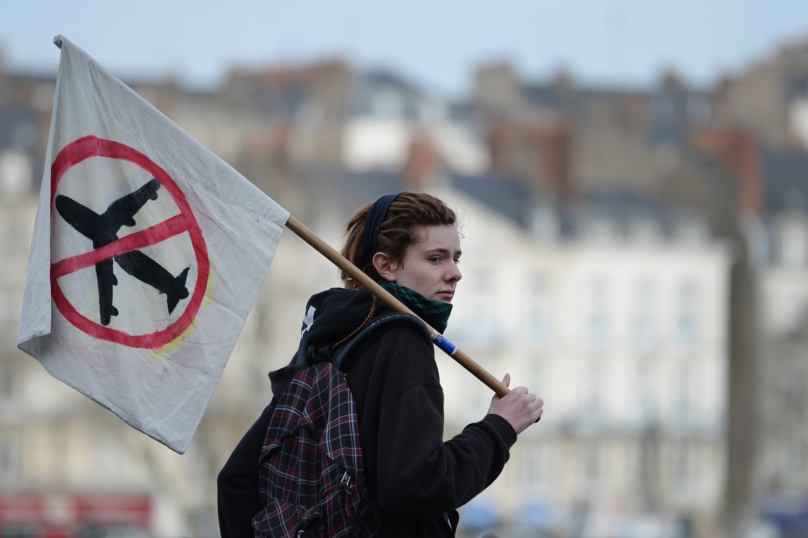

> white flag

[{"left": 17, "top": 36, "right": 289, "bottom": 453}]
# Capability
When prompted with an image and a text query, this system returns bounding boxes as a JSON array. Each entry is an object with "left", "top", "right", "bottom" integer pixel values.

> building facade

[{"left": 432, "top": 185, "right": 731, "bottom": 538}]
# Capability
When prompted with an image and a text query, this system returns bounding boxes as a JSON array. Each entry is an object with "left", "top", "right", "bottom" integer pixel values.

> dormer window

[
  {"left": 686, "top": 95, "right": 711, "bottom": 124},
  {"left": 372, "top": 90, "right": 404, "bottom": 118},
  {"left": 417, "top": 98, "right": 447, "bottom": 121},
  {"left": 531, "top": 207, "right": 559, "bottom": 241},
  {"left": 677, "top": 282, "right": 700, "bottom": 347},
  {"left": 587, "top": 279, "right": 610, "bottom": 346},
  {"left": 653, "top": 95, "right": 676, "bottom": 123}
]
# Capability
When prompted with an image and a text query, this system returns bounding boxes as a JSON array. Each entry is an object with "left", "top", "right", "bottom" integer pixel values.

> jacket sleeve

[
  {"left": 217, "top": 401, "right": 275, "bottom": 538},
  {"left": 373, "top": 329, "right": 517, "bottom": 518}
]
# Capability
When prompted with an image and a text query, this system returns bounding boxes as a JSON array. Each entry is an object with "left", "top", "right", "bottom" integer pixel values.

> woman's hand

[{"left": 487, "top": 374, "right": 543, "bottom": 435}]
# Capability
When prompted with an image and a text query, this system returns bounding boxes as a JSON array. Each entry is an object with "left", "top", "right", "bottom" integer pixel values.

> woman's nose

[{"left": 448, "top": 263, "right": 462, "bottom": 282}]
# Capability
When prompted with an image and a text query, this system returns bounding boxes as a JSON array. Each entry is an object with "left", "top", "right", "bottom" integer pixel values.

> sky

[{"left": 3, "top": 0, "right": 808, "bottom": 97}]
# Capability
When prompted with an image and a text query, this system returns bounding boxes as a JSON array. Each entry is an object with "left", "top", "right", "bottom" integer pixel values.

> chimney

[
  {"left": 404, "top": 133, "right": 442, "bottom": 191},
  {"left": 488, "top": 118, "right": 573, "bottom": 203},
  {"left": 475, "top": 62, "right": 525, "bottom": 115},
  {"left": 694, "top": 128, "right": 763, "bottom": 215},
  {"left": 534, "top": 121, "right": 573, "bottom": 204}
]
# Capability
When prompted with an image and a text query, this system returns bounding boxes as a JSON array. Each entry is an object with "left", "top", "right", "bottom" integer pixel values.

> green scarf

[{"left": 376, "top": 280, "right": 453, "bottom": 334}]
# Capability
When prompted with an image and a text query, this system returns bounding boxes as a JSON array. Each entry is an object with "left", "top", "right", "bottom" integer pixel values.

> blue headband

[{"left": 362, "top": 192, "right": 404, "bottom": 267}]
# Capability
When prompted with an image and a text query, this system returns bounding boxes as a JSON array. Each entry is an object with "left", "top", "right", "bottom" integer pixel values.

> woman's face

[{"left": 380, "top": 224, "right": 462, "bottom": 303}]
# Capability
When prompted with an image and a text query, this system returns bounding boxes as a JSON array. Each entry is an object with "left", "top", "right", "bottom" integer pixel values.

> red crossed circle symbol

[{"left": 50, "top": 136, "right": 210, "bottom": 349}]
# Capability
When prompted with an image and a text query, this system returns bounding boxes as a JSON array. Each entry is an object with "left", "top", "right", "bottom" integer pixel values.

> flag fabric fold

[{"left": 17, "top": 35, "right": 289, "bottom": 453}]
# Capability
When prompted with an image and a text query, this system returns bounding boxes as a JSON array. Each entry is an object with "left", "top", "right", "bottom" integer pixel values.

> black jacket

[{"left": 218, "top": 288, "right": 517, "bottom": 538}]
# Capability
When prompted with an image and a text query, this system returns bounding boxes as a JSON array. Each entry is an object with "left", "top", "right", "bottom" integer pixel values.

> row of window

[
  {"left": 754, "top": 218, "right": 808, "bottom": 268},
  {"left": 577, "top": 218, "right": 709, "bottom": 246},
  {"left": 521, "top": 440, "right": 711, "bottom": 498},
  {"left": 458, "top": 278, "right": 704, "bottom": 348},
  {"left": 0, "top": 434, "right": 19, "bottom": 483},
  {"left": 576, "top": 365, "right": 709, "bottom": 427}
]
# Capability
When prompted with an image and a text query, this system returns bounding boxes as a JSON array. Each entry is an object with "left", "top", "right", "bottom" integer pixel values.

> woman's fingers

[
  {"left": 529, "top": 395, "right": 543, "bottom": 423},
  {"left": 488, "top": 376, "right": 544, "bottom": 433}
]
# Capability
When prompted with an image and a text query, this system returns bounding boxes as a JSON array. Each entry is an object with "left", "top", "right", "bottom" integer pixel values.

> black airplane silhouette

[{"left": 55, "top": 178, "right": 190, "bottom": 326}]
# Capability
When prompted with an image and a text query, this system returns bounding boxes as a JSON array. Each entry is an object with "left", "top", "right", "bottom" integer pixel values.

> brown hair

[{"left": 340, "top": 192, "right": 457, "bottom": 289}]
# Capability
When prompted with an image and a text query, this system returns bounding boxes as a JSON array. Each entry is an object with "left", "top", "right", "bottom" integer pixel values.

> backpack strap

[{"left": 331, "top": 312, "right": 431, "bottom": 371}]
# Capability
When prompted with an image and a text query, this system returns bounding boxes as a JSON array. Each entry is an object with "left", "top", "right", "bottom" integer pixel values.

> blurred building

[
  {"left": 341, "top": 69, "right": 488, "bottom": 178},
  {"left": 6, "top": 34, "right": 808, "bottom": 538},
  {"left": 431, "top": 184, "right": 731, "bottom": 538},
  {"left": 473, "top": 63, "right": 717, "bottom": 204},
  {"left": 700, "top": 38, "right": 808, "bottom": 538},
  {"left": 748, "top": 149, "right": 808, "bottom": 536}
]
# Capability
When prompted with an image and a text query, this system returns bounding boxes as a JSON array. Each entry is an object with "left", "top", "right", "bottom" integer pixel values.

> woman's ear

[{"left": 372, "top": 252, "right": 398, "bottom": 282}]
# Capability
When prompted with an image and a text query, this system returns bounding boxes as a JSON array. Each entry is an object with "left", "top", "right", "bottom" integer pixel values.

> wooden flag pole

[{"left": 285, "top": 216, "right": 509, "bottom": 398}]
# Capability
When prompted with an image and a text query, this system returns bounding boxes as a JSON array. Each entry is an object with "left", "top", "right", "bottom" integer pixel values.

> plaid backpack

[
  {"left": 252, "top": 309, "right": 430, "bottom": 538},
  {"left": 253, "top": 360, "right": 381, "bottom": 538}
]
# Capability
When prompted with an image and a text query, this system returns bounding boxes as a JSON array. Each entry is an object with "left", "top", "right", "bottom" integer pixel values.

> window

[
  {"left": 780, "top": 436, "right": 804, "bottom": 484},
  {"left": 523, "top": 443, "right": 552, "bottom": 494},
  {"left": 782, "top": 223, "right": 806, "bottom": 267},
  {"left": 653, "top": 95, "right": 676, "bottom": 123},
  {"left": 2, "top": 524, "right": 38, "bottom": 538},
  {"left": 584, "top": 218, "right": 619, "bottom": 243},
  {"left": 0, "top": 148, "right": 33, "bottom": 199},
  {"left": 636, "top": 363, "right": 653, "bottom": 424},
  {"left": 96, "top": 436, "right": 123, "bottom": 484},
  {"left": 686, "top": 95, "right": 711, "bottom": 124},
  {"left": 531, "top": 208, "right": 559, "bottom": 241},
  {"left": 0, "top": 360, "right": 17, "bottom": 403},
  {"left": 628, "top": 220, "right": 662, "bottom": 243},
  {"left": 372, "top": 90, "right": 404, "bottom": 118},
  {"left": 417, "top": 98, "right": 447, "bottom": 121},
  {"left": 532, "top": 359, "right": 544, "bottom": 396},
  {"left": 0, "top": 434, "right": 20, "bottom": 483},
  {"left": 674, "top": 220, "right": 708, "bottom": 245},
  {"left": 527, "top": 276, "right": 552, "bottom": 345},
  {"left": 677, "top": 282, "right": 700, "bottom": 346},
  {"left": 788, "top": 75, "right": 808, "bottom": 98},
  {"left": 465, "top": 276, "right": 500, "bottom": 343},
  {"left": 670, "top": 441, "right": 695, "bottom": 494},
  {"left": 783, "top": 295, "right": 805, "bottom": 334},
  {"left": 579, "top": 442, "right": 604, "bottom": 494},
  {"left": 578, "top": 360, "right": 602, "bottom": 418},
  {"left": 633, "top": 281, "right": 657, "bottom": 348},
  {"left": 675, "top": 365, "right": 695, "bottom": 423},
  {"left": 587, "top": 280, "right": 610, "bottom": 346}
]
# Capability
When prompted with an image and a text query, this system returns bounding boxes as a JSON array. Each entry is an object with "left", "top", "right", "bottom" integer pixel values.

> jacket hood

[
  {"left": 295, "top": 287, "right": 379, "bottom": 372},
  {"left": 269, "top": 286, "right": 432, "bottom": 401},
  {"left": 267, "top": 287, "right": 375, "bottom": 401}
]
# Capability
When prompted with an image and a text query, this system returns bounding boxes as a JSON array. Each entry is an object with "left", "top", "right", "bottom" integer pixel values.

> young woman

[{"left": 218, "top": 192, "right": 543, "bottom": 537}]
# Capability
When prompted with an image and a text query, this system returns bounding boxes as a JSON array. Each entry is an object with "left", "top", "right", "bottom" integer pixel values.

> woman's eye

[{"left": 430, "top": 256, "right": 441, "bottom": 263}]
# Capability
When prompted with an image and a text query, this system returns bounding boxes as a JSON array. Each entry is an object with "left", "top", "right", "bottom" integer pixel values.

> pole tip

[{"left": 53, "top": 35, "right": 64, "bottom": 49}]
